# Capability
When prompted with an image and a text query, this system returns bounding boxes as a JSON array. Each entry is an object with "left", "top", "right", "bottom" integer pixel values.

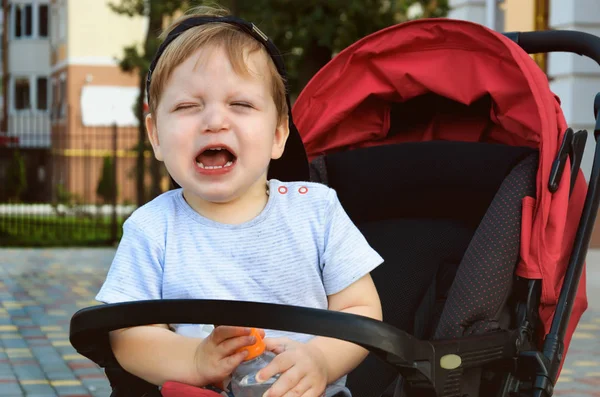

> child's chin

[
  {"left": 203, "top": 194, "right": 235, "bottom": 204},
  {"left": 193, "top": 188, "right": 238, "bottom": 204}
]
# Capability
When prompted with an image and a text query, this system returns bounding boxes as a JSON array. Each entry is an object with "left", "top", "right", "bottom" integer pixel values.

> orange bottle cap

[{"left": 237, "top": 328, "right": 266, "bottom": 361}]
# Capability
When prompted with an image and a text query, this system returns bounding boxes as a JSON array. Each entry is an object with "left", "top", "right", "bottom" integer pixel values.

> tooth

[
  {"left": 224, "top": 161, "right": 233, "bottom": 167},
  {"left": 197, "top": 162, "right": 205, "bottom": 169}
]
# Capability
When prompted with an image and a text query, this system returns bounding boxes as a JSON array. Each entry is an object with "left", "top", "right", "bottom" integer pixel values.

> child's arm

[
  {"left": 307, "top": 273, "right": 382, "bottom": 381},
  {"left": 110, "top": 325, "right": 257, "bottom": 387},
  {"left": 257, "top": 274, "right": 382, "bottom": 397},
  {"left": 97, "top": 218, "right": 254, "bottom": 386}
]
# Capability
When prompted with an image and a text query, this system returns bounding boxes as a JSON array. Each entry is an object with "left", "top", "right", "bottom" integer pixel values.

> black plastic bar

[
  {"left": 542, "top": 127, "right": 600, "bottom": 387},
  {"left": 69, "top": 299, "right": 428, "bottom": 368},
  {"left": 69, "top": 299, "right": 518, "bottom": 396},
  {"left": 504, "top": 30, "right": 600, "bottom": 66}
]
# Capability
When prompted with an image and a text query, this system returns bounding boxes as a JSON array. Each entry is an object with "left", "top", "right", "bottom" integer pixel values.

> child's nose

[{"left": 203, "top": 105, "right": 230, "bottom": 133}]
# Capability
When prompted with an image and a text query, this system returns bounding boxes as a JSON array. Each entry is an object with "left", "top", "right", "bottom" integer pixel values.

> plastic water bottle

[{"left": 231, "top": 328, "right": 279, "bottom": 397}]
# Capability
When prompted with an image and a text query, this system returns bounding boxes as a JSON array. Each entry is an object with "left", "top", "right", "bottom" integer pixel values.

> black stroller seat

[{"left": 312, "top": 141, "right": 538, "bottom": 397}]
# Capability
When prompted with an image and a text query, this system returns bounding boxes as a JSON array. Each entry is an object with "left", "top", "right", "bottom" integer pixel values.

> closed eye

[
  {"left": 174, "top": 104, "right": 197, "bottom": 111},
  {"left": 232, "top": 102, "right": 254, "bottom": 109}
]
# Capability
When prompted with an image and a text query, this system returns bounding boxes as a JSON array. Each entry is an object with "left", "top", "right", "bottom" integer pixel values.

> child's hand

[
  {"left": 257, "top": 337, "right": 328, "bottom": 397},
  {"left": 194, "top": 326, "right": 264, "bottom": 386}
]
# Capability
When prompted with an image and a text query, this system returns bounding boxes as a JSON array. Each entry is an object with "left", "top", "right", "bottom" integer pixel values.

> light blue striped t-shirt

[{"left": 96, "top": 179, "right": 384, "bottom": 394}]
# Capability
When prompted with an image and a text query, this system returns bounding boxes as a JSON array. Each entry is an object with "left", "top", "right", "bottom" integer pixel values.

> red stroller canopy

[{"left": 292, "top": 18, "right": 587, "bottom": 368}]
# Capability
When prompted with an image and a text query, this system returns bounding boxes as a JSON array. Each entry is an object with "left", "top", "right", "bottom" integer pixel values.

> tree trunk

[
  {"left": 297, "top": 39, "right": 331, "bottom": 94},
  {"left": 135, "top": 1, "right": 165, "bottom": 205}
]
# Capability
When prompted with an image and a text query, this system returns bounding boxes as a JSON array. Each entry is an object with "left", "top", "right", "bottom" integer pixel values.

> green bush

[
  {"left": 6, "top": 150, "right": 27, "bottom": 202},
  {"left": 97, "top": 155, "right": 116, "bottom": 203}
]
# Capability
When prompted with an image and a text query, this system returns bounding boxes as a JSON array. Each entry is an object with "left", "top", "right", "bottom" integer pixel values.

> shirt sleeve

[
  {"left": 321, "top": 189, "right": 384, "bottom": 295},
  {"left": 95, "top": 218, "right": 164, "bottom": 304}
]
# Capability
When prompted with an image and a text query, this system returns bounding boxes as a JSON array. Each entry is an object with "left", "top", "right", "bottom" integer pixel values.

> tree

[
  {"left": 109, "top": 0, "right": 192, "bottom": 206},
  {"left": 6, "top": 150, "right": 27, "bottom": 202},
  {"left": 110, "top": 0, "right": 448, "bottom": 202},
  {"left": 233, "top": 0, "right": 449, "bottom": 96},
  {"left": 97, "top": 155, "right": 116, "bottom": 204}
]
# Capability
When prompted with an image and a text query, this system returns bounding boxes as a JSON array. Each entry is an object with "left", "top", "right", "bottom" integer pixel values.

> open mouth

[{"left": 195, "top": 146, "right": 237, "bottom": 170}]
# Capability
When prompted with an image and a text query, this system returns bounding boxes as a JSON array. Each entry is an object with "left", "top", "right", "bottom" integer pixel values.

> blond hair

[{"left": 148, "top": 5, "right": 288, "bottom": 123}]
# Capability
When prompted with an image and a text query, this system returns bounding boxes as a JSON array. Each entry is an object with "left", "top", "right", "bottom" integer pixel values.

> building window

[
  {"left": 15, "top": 78, "right": 31, "bottom": 110},
  {"left": 14, "top": 3, "right": 49, "bottom": 39},
  {"left": 15, "top": 6, "right": 22, "bottom": 37},
  {"left": 12, "top": 76, "right": 51, "bottom": 112},
  {"left": 39, "top": 5, "right": 49, "bottom": 38},
  {"left": 25, "top": 5, "right": 33, "bottom": 36},
  {"left": 15, "top": 4, "right": 34, "bottom": 38},
  {"left": 37, "top": 77, "right": 48, "bottom": 110}
]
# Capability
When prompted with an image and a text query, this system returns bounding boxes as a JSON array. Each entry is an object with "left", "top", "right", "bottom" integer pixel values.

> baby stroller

[{"left": 70, "top": 19, "right": 600, "bottom": 397}]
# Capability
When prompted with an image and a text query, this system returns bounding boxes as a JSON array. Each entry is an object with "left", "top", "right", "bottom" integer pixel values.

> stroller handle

[
  {"left": 69, "top": 299, "right": 518, "bottom": 396},
  {"left": 70, "top": 299, "right": 420, "bottom": 363},
  {"left": 504, "top": 30, "right": 600, "bottom": 66}
]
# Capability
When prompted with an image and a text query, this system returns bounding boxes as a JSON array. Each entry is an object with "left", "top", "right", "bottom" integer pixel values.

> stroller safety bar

[{"left": 69, "top": 299, "right": 518, "bottom": 396}]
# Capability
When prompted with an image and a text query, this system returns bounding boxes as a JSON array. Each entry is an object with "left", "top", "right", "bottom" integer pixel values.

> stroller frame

[{"left": 69, "top": 29, "right": 600, "bottom": 397}]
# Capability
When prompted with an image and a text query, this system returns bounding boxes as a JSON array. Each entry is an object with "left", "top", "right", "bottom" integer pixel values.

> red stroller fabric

[
  {"left": 292, "top": 18, "right": 588, "bottom": 373},
  {"left": 161, "top": 381, "right": 223, "bottom": 397}
]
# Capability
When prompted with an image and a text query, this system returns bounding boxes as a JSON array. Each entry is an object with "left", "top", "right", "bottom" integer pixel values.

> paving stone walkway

[
  {"left": 0, "top": 248, "right": 113, "bottom": 397},
  {"left": 553, "top": 309, "right": 600, "bottom": 397},
  {"left": 0, "top": 247, "right": 599, "bottom": 396}
]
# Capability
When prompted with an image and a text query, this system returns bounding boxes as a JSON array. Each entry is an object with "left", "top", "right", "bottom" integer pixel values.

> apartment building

[
  {"left": 0, "top": 0, "right": 51, "bottom": 202},
  {"left": 49, "top": 0, "right": 147, "bottom": 204},
  {"left": 3, "top": 0, "right": 51, "bottom": 147}
]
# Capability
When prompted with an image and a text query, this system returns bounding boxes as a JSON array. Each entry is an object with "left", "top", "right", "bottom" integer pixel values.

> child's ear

[
  {"left": 271, "top": 115, "right": 290, "bottom": 160},
  {"left": 145, "top": 113, "right": 164, "bottom": 161}
]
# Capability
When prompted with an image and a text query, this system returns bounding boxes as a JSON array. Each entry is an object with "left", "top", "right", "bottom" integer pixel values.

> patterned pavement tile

[
  {"left": 0, "top": 247, "right": 599, "bottom": 396},
  {"left": 0, "top": 248, "right": 114, "bottom": 397},
  {"left": 553, "top": 308, "right": 600, "bottom": 396}
]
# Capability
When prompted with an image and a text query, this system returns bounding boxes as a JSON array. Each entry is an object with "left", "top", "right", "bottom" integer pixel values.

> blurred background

[{"left": 0, "top": 0, "right": 597, "bottom": 247}]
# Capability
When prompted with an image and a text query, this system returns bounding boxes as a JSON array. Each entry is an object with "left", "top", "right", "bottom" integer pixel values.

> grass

[{"left": 0, "top": 214, "right": 127, "bottom": 247}]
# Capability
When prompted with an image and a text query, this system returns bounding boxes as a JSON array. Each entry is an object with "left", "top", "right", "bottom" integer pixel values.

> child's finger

[
  {"left": 266, "top": 369, "right": 307, "bottom": 397},
  {"left": 299, "top": 386, "right": 326, "bottom": 397},
  {"left": 281, "top": 379, "right": 312, "bottom": 397},
  {"left": 256, "top": 352, "right": 294, "bottom": 383},
  {"left": 222, "top": 350, "right": 249, "bottom": 373},
  {"left": 211, "top": 326, "right": 251, "bottom": 344},
  {"left": 263, "top": 337, "right": 290, "bottom": 354},
  {"left": 219, "top": 334, "right": 258, "bottom": 355}
]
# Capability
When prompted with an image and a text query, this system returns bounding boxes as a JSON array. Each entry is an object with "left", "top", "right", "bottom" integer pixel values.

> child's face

[{"left": 146, "top": 45, "right": 289, "bottom": 205}]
